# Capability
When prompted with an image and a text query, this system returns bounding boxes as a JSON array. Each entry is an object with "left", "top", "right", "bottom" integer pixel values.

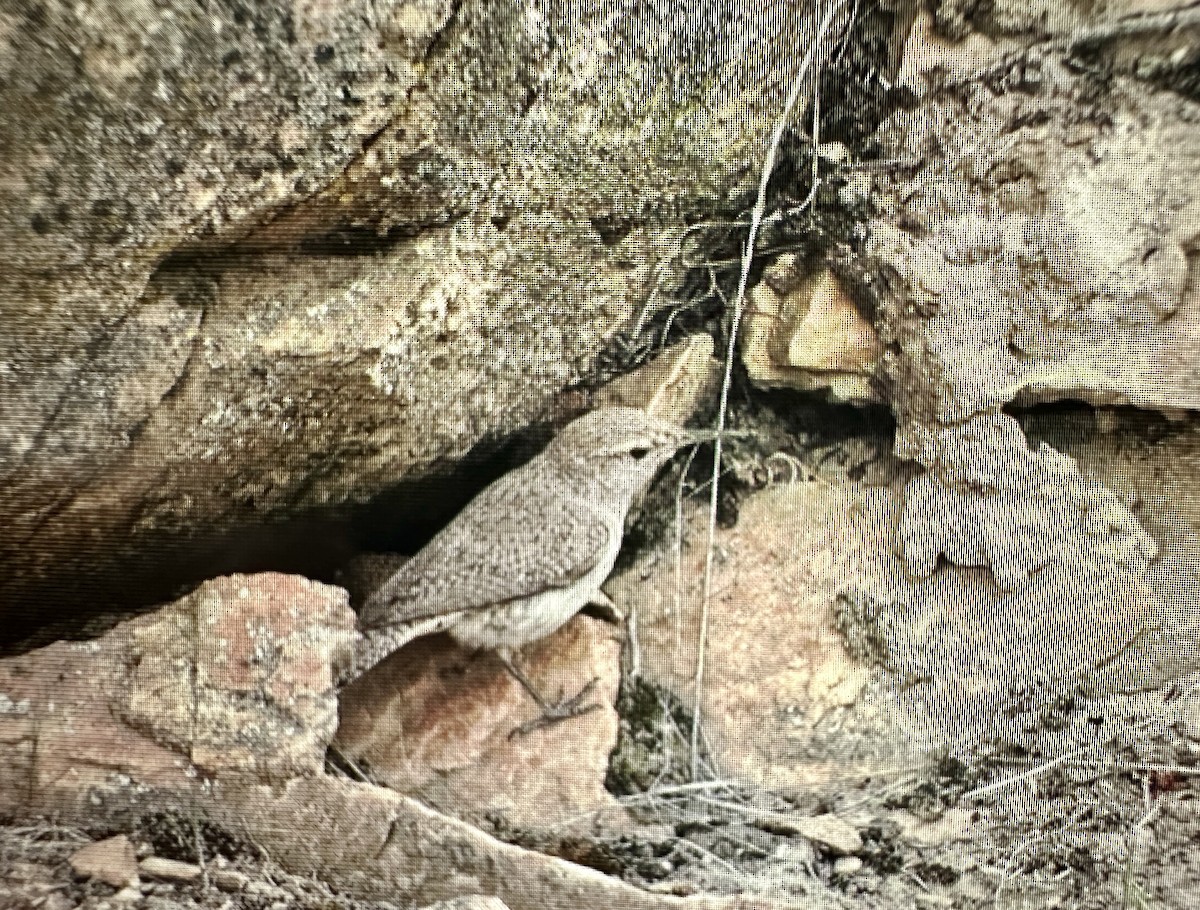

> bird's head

[{"left": 546, "top": 406, "right": 719, "bottom": 503}]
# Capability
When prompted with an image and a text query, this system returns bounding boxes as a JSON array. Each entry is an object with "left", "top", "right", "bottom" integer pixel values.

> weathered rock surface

[
  {"left": 608, "top": 477, "right": 1176, "bottom": 787},
  {"left": 1018, "top": 406, "right": 1200, "bottom": 687},
  {"left": 9, "top": 779, "right": 782, "bottom": 910},
  {"left": 0, "top": 573, "right": 353, "bottom": 814},
  {"left": 896, "top": 413, "right": 1157, "bottom": 590},
  {"left": 0, "top": 0, "right": 854, "bottom": 630},
  {"left": 742, "top": 256, "right": 881, "bottom": 403},
  {"left": 0, "top": 569, "right": 777, "bottom": 907},
  {"left": 169, "top": 777, "right": 781, "bottom": 910},
  {"left": 336, "top": 615, "right": 625, "bottom": 829},
  {"left": 838, "top": 40, "right": 1200, "bottom": 595},
  {"left": 871, "top": 55, "right": 1200, "bottom": 419},
  {"left": 138, "top": 856, "right": 204, "bottom": 883},
  {"left": 69, "top": 834, "right": 139, "bottom": 889},
  {"left": 1, "top": 0, "right": 417, "bottom": 617},
  {"left": 610, "top": 482, "right": 885, "bottom": 789}
]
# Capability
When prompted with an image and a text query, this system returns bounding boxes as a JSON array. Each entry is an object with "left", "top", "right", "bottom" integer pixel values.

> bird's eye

[{"left": 630, "top": 446, "right": 651, "bottom": 460}]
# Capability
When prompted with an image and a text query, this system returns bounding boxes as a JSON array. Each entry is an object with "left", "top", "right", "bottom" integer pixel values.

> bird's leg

[{"left": 494, "top": 648, "right": 601, "bottom": 737}]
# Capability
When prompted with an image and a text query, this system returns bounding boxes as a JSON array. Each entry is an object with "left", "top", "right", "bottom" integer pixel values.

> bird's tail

[{"left": 336, "top": 612, "right": 463, "bottom": 687}]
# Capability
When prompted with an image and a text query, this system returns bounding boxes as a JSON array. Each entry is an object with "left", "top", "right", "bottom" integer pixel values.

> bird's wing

[{"left": 358, "top": 467, "right": 612, "bottom": 630}]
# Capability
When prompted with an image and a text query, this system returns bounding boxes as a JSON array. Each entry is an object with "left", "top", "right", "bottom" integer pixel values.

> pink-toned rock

[
  {"left": 609, "top": 479, "right": 1162, "bottom": 788},
  {"left": 609, "top": 483, "right": 886, "bottom": 790},
  {"left": 337, "top": 614, "right": 624, "bottom": 828},
  {"left": 123, "top": 573, "right": 354, "bottom": 777},
  {"left": 0, "top": 573, "right": 354, "bottom": 813},
  {"left": 69, "top": 834, "right": 139, "bottom": 889}
]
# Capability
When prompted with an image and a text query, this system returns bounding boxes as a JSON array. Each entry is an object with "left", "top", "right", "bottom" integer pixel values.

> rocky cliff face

[
  {"left": 0, "top": 0, "right": 846, "bottom": 630},
  {"left": 7, "top": 3, "right": 1200, "bottom": 909}
]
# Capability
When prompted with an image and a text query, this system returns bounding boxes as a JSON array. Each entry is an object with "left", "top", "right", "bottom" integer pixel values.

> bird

[{"left": 340, "top": 406, "right": 716, "bottom": 730}]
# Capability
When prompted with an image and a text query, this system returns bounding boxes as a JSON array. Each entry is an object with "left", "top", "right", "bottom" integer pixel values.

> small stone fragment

[
  {"left": 111, "top": 884, "right": 144, "bottom": 903},
  {"left": 212, "top": 868, "right": 250, "bottom": 892},
  {"left": 69, "top": 834, "right": 139, "bottom": 888},
  {"left": 246, "top": 878, "right": 290, "bottom": 900},
  {"left": 791, "top": 814, "right": 863, "bottom": 855},
  {"left": 833, "top": 856, "right": 864, "bottom": 876},
  {"left": 894, "top": 807, "right": 974, "bottom": 848},
  {"left": 771, "top": 841, "right": 817, "bottom": 870},
  {"left": 418, "top": 897, "right": 512, "bottom": 910},
  {"left": 139, "top": 856, "right": 203, "bottom": 882},
  {"left": 741, "top": 260, "right": 880, "bottom": 402}
]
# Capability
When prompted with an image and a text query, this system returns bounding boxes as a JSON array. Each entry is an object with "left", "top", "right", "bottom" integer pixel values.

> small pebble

[
  {"left": 69, "top": 835, "right": 139, "bottom": 889},
  {"left": 771, "top": 841, "right": 817, "bottom": 870},
  {"left": 834, "top": 856, "right": 864, "bottom": 876},
  {"left": 247, "top": 880, "right": 289, "bottom": 899},
  {"left": 111, "top": 885, "right": 144, "bottom": 904},
  {"left": 792, "top": 814, "right": 863, "bottom": 855},
  {"left": 213, "top": 868, "right": 250, "bottom": 892},
  {"left": 140, "top": 856, "right": 203, "bottom": 882}
]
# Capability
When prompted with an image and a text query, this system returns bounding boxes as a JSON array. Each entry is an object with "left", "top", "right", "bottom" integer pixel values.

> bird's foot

[{"left": 509, "top": 677, "right": 601, "bottom": 738}]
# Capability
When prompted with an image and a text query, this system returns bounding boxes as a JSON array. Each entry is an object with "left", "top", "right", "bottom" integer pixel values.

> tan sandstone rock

[
  {"left": 0, "top": 573, "right": 353, "bottom": 814},
  {"left": 336, "top": 614, "right": 625, "bottom": 828},
  {"left": 69, "top": 834, "right": 139, "bottom": 889},
  {"left": 742, "top": 259, "right": 881, "bottom": 403},
  {"left": 608, "top": 478, "right": 1166, "bottom": 788}
]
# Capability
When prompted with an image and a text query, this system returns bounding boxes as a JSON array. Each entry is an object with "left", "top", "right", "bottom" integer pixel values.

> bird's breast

[{"left": 447, "top": 519, "right": 624, "bottom": 650}]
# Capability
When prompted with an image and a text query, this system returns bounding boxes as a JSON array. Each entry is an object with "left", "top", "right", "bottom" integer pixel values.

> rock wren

[{"left": 341, "top": 407, "right": 714, "bottom": 725}]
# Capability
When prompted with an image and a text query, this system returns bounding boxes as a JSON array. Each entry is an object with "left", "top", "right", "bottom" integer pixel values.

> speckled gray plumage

[
  {"left": 359, "top": 462, "right": 612, "bottom": 628},
  {"left": 340, "top": 407, "right": 703, "bottom": 686}
]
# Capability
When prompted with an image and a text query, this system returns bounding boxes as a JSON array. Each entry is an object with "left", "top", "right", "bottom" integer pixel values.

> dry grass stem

[{"left": 693, "top": 0, "right": 851, "bottom": 780}]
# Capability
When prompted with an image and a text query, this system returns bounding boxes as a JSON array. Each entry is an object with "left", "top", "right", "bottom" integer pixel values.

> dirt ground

[{"left": 4, "top": 663, "right": 1198, "bottom": 909}]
